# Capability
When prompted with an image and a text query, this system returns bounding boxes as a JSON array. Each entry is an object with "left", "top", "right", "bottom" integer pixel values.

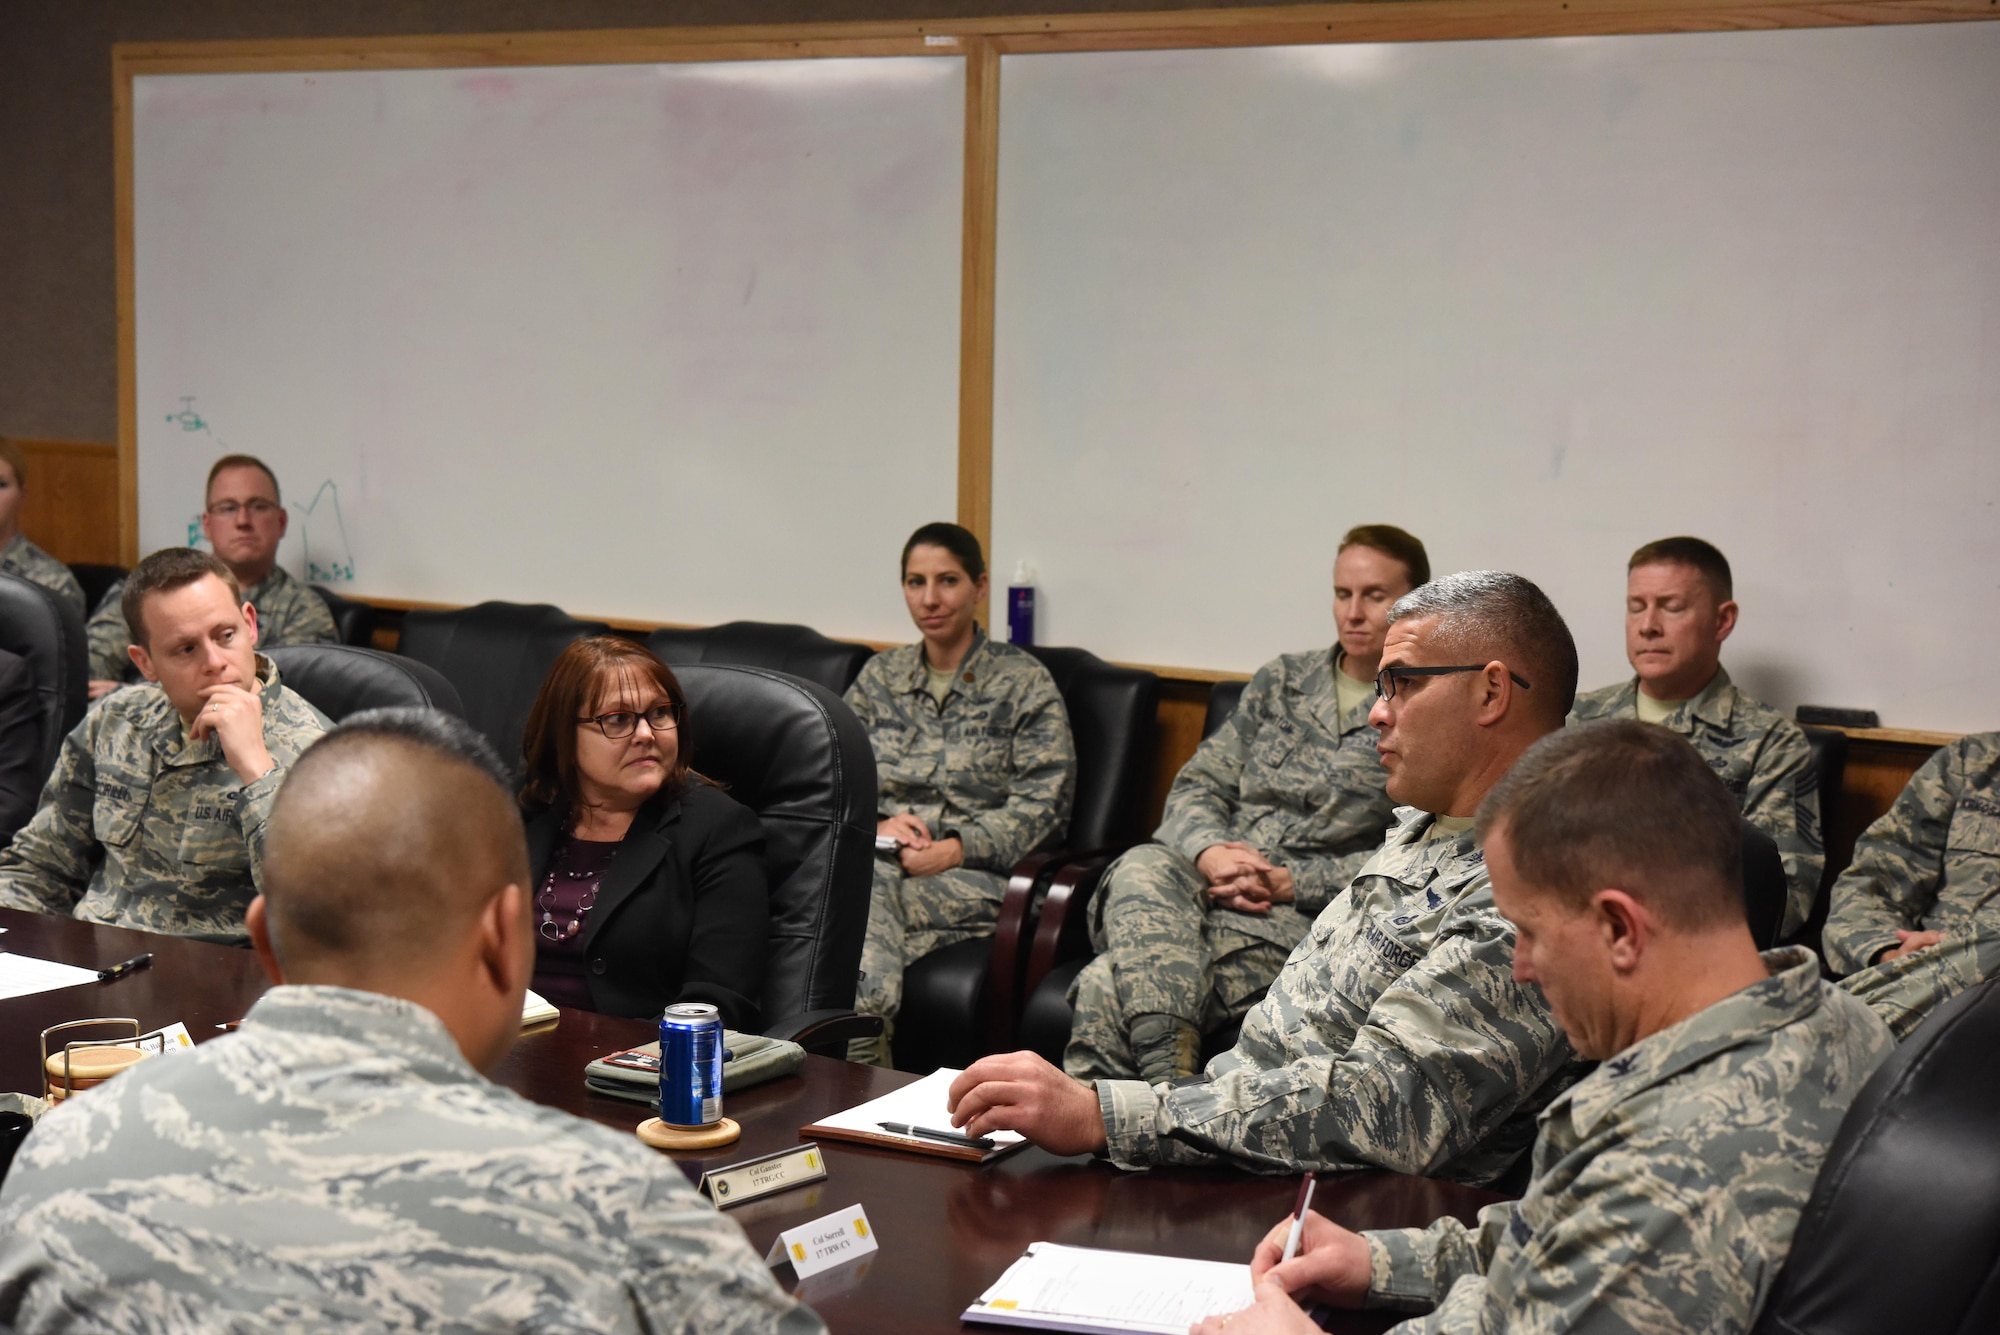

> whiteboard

[
  {"left": 989, "top": 24, "right": 2000, "bottom": 732},
  {"left": 134, "top": 57, "right": 964, "bottom": 640}
]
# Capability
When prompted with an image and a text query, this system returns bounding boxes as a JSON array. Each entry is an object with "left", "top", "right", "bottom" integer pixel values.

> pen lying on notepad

[{"left": 878, "top": 1121, "right": 996, "bottom": 1150}]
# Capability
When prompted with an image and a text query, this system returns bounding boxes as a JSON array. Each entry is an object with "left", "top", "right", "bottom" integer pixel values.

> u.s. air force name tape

[
  {"left": 764, "top": 1203, "right": 878, "bottom": 1278},
  {"left": 699, "top": 1143, "right": 827, "bottom": 1208}
]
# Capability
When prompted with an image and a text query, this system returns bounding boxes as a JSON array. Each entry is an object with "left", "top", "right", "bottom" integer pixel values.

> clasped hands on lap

[
  {"left": 1198, "top": 841, "right": 1294, "bottom": 915},
  {"left": 876, "top": 813, "right": 964, "bottom": 878}
]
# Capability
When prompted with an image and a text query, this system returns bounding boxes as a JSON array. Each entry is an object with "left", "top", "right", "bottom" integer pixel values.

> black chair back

[
  {"left": 0, "top": 573, "right": 87, "bottom": 777},
  {"left": 66, "top": 563, "right": 127, "bottom": 618},
  {"left": 1023, "top": 645, "right": 1159, "bottom": 850},
  {"left": 1751, "top": 976, "right": 2000, "bottom": 1335},
  {"left": 647, "top": 621, "right": 875, "bottom": 696},
  {"left": 311, "top": 586, "right": 379, "bottom": 648},
  {"left": 1204, "top": 679, "right": 1248, "bottom": 740},
  {"left": 1801, "top": 725, "right": 1848, "bottom": 810},
  {"left": 397, "top": 602, "right": 609, "bottom": 771},
  {"left": 672, "top": 663, "right": 877, "bottom": 1023},
  {"left": 265, "top": 644, "right": 465, "bottom": 724},
  {"left": 1741, "top": 819, "right": 1788, "bottom": 951}
]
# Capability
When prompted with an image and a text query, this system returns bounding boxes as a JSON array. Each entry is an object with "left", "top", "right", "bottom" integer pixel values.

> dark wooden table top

[{"left": 0, "top": 907, "right": 1501, "bottom": 1333}]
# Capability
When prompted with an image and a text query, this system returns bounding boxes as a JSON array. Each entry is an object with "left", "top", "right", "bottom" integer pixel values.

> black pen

[
  {"left": 98, "top": 952, "right": 153, "bottom": 982},
  {"left": 878, "top": 1120, "right": 995, "bottom": 1150}
]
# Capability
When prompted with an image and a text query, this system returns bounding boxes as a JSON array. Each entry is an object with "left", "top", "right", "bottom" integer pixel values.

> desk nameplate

[{"left": 700, "top": 1142, "right": 827, "bottom": 1208}]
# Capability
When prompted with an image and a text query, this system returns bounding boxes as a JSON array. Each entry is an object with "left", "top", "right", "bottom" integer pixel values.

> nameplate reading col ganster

[
  {"left": 699, "top": 1143, "right": 828, "bottom": 1208},
  {"left": 764, "top": 1203, "right": 878, "bottom": 1279}
]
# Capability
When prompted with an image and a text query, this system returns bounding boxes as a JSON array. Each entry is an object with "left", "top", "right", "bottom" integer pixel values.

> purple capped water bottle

[{"left": 1007, "top": 561, "right": 1035, "bottom": 646}]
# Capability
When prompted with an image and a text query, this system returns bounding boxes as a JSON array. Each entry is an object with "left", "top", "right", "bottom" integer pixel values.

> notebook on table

[
  {"left": 963, "top": 1242, "right": 1253, "bottom": 1333},
  {"left": 799, "top": 1067, "right": 1028, "bottom": 1164}
]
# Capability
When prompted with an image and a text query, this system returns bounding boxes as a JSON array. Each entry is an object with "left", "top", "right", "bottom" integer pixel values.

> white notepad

[
  {"left": 964, "top": 1242, "right": 1254, "bottom": 1333},
  {"left": 0, "top": 953, "right": 102, "bottom": 1000},
  {"left": 803, "top": 1067, "right": 1027, "bottom": 1161}
]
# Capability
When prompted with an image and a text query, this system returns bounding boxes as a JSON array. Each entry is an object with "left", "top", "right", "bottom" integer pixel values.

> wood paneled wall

[{"left": 10, "top": 439, "right": 120, "bottom": 565}]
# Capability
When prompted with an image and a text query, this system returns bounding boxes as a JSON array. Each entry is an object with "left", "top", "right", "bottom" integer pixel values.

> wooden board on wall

[{"left": 12, "top": 439, "right": 120, "bottom": 566}]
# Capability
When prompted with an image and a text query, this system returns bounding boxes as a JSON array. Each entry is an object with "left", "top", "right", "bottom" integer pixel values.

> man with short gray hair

[
  {"left": 0, "top": 708, "right": 824, "bottom": 1335},
  {"left": 948, "top": 572, "right": 1581, "bottom": 1185}
]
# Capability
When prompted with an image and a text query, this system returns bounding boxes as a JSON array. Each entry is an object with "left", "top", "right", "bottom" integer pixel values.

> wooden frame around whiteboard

[{"left": 113, "top": 0, "right": 1997, "bottom": 633}]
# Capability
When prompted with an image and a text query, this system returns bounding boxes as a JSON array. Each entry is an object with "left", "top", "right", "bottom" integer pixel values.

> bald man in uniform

[{"left": 0, "top": 709, "right": 823, "bottom": 1335}]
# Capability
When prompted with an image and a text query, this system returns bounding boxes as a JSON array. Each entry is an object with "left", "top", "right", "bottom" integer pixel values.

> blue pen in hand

[{"left": 878, "top": 1121, "right": 996, "bottom": 1150}]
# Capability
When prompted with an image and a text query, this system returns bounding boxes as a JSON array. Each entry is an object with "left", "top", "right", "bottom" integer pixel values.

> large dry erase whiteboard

[
  {"left": 989, "top": 23, "right": 2000, "bottom": 732},
  {"left": 133, "top": 57, "right": 963, "bottom": 639}
]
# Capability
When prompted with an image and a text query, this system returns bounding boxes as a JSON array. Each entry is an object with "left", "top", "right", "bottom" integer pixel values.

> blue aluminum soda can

[{"left": 659, "top": 1003, "right": 724, "bottom": 1128}]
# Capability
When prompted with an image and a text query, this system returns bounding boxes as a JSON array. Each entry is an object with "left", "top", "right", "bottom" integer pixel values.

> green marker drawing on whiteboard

[{"left": 294, "top": 480, "right": 357, "bottom": 584}]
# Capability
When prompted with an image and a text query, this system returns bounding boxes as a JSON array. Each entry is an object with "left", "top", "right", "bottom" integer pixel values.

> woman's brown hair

[{"left": 518, "top": 636, "right": 693, "bottom": 813}]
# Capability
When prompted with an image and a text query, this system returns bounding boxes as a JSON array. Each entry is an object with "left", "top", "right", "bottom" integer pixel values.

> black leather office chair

[
  {"left": 1205, "top": 678, "right": 1248, "bottom": 738},
  {"left": 649, "top": 621, "right": 876, "bottom": 696},
  {"left": 311, "top": 585, "right": 379, "bottom": 648},
  {"left": 672, "top": 663, "right": 879, "bottom": 1053},
  {"left": 265, "top": 644, "right": 464, "bottom": 723},
  {"left": 1019, "top": 674, "right": 1245, "bottom": 1063},
  {"left": 1751, "top": 976, "right": 2000, "bottom": 1335},
  {"left": 0, "top": 572, "right": 87, "bottom": 780},
  {"left": 1791, "top": 725, "right": 1849, "bottom": 951},
  {"left": 66, "top": 563, "right": 127, "bottom": 619},
  {"left": 397, "top": 602, "right": 610, "bottom": 772},
  {"left": 1741, "top": 819, "right": 1787, "bottom": 952},
  {"left": 894, "top": 646, "right": 1159, "bottom": 1072}
]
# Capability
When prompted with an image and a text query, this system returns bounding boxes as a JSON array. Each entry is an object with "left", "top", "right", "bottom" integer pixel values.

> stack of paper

[
  {"left": 0, "top": 953, "right": 101, "bottom": 1001},
  {"left": 964, "top": 1243, "right": 1253, "bottom": 1333}
]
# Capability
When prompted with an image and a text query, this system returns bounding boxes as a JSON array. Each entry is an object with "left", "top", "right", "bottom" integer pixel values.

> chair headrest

[
  {"left": 265, "top": 644, "right": 466, "bottom": 723},
  {"left": 671, "top": 662, "right": 876, "bottom": 829}
]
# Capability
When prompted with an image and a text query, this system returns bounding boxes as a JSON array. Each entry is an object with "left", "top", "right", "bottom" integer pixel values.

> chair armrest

[
  {"left": 1021, "top": 848, "right": 1125, "bottom": 1004},
  {"left": 764, "top": 1009, "right": 883, "bottom": 1057},
  {"left": 988, "top": 850, "right": 1070, "bottom": 1052}
]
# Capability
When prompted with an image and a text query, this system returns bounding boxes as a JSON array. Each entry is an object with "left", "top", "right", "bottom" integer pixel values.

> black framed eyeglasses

[
  {"left": 1374, "top": 665, "right": 1532, "bottom": 701},
  {"left": 577, "top": 703, "right": 682, "bottom": 739},
  {"left": 206, "top": 499, "right": 283, "bottom": 520}
]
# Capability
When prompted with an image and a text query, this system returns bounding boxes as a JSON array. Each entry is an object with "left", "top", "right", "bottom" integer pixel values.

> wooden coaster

[{"left": 637, "top": 1117, "right": 741, "bottom": 1150}]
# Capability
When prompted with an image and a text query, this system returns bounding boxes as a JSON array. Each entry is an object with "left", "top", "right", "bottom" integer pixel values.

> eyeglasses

[
  {"left": 206, "top": 499, "right": 282, "bottom": 520},
  {"left": 1374, "top": 664, "right": 1532, "bottom": 701},
  {"left": 577, "top": 703, "right": 682, "bottom": 739}
]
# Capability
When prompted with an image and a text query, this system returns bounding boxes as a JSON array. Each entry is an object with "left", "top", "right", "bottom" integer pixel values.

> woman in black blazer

[{"left": 518, "top": 636, "right": 769, "bottom": 1029}]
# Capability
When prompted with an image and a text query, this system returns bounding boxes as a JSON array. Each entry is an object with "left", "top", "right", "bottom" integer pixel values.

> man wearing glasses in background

[
  {"left": 949, "top": 573, "right": 1582, "bottom": 1188},
  {"left": 86, "top": 455, "right": 337, "bottom": 700}
]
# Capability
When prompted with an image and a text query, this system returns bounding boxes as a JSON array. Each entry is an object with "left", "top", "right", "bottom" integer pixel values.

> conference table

[{"left": 0, "top": 908, "right": 1502, "bottom": 1333}]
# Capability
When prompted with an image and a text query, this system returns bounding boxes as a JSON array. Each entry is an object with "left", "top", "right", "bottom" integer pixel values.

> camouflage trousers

[
  {"left": 1063, "top": 843, "right": 1310, "bottom": 1081},
  {"left": 1837, "top": 926, "right": 2000, "bottom": 1041},
  {"left": 854, "top": 854, "right": 1009, "bottom": 1022}
]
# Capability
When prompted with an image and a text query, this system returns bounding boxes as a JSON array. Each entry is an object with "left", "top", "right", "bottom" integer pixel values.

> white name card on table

[{"left": 764, "top": 1203, "right": 878, "bottom": 1278}]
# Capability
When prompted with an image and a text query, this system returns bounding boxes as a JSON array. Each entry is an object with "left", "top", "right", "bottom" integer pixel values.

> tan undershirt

[
  {"left": 1334, "top": 655, "right": 1373, "bottom": 720},
  {"left": 1635, "top": 691, "right": 1682, "bottom": 725},
  {"left": 1423, "top": 812, "right": 1477, "bottom": 843},
  {"left": 925, "top": 663, "right": 956, "bottom": 704}
]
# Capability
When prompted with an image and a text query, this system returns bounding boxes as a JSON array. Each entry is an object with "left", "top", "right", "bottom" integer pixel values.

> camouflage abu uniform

[
  {"left": 1571, "top": 669, "right": 1823, "bottom": 936},
  {"left": 0, "top": 985, "right": 824, "bottom": 1335},
  {"left": 0, "top": 654, "right": 328, "bottom": 941},
  {"left": 1825, "top": 731, "right": 2000, "bottom": 1039},
  {"left": 1095, "top": 810, "right": 1576, "bottom": 1184},
  {"left": 844, "top": 628, "right": 1075, "bottom": 1024},
  {"left": 87, "top": 563, "right": 338, "bottom": 681},
  {"left": 1361, "top": 948, "right": 1892, "bottom": 1335},
  {"left": 1067, "top": 648, "right": 1397, "bottom": 1081},
  {"left": 0, "top": 534, "right": 85, "bottom": 619}
]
